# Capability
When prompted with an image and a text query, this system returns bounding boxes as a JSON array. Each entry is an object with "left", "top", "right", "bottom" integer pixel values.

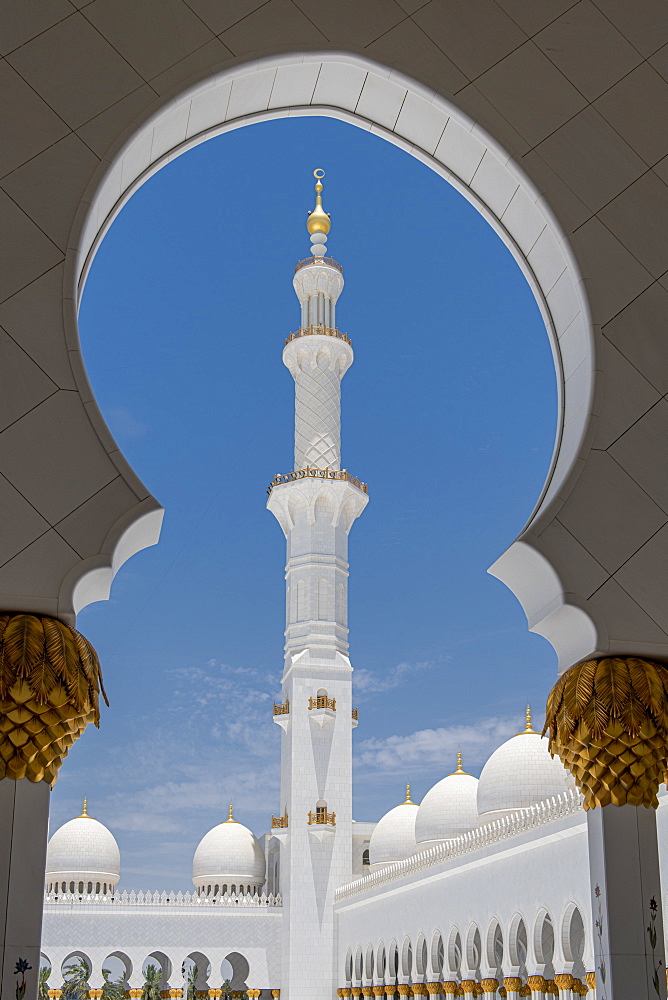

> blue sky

[{"left": 51, "top": 115, "right": 558, "bottom": 890}]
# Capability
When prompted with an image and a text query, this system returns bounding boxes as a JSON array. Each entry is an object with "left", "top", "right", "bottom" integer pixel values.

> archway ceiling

[{"left": 0, "top": 2, "right": 666, "bottom": 669}]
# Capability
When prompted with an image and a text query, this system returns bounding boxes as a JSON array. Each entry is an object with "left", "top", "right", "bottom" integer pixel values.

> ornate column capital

[
  {"left": 247, "top": 991, "right": 262, "bottom": 998},
  {"left": 503, "top": 979, "right": 523, "bottom": 991},
  {"left": 372, "top": 987, "right": 385, "bottom": 997},
  {"left": 396, "top": 986, "right": 411, "bottom": 997},
  {"left": 0, "top": 613, "right": 106, "bottom": 785},
  {"left": 384, "top": 987, "right": 396, "bottom": 998},
  {"left": 362, "top": 987, "right": 375, "bottom": 997},
  {"left": 459, "top": 982, "right": 477, "bottom": 996},
  {"left": 412, "top": 986, "right": 428, "bottom": 997},
  {"left": 544, "top": 656, "right": 668, "bottom": 808},
  {"left": 584, "top": 972, "right": 595, "bottom": 990},
  {"left": 553, "top": 974, "right": 573, "bottom": 990},
  {"left": 441, "top": 985, "right": 458, "bottom": 997},
  {"left": 480, "top": 981, "right": 498, "bottom": 993},
  {"left": 271, "top": 990, "right": 280, "bottom": 998},
  {"left": 526, "top": 977, "right": 546, "bottom": 994},
  {"left": 426, "top": 984, "right": 443, "bottom": 996}
]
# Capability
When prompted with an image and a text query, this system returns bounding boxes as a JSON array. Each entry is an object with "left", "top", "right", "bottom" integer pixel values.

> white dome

[
  {"left": 192, "top": 808, "right": 265, "bottom": 894},
  {"left": 369, "top": 787, "right": 419, "bottom": 870},
  {"left": 416, "top": 757, "right": 479, "bottom": 845},
  {"left": 46, "top": 801, "right": 120, "bottom": 893},
  {"left": 477, "top": 715, "right": 574, "bottom": 824}
]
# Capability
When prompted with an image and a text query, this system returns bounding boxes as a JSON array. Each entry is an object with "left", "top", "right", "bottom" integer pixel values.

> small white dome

[
  {"left": 416, "top": 756, "right": 479, "bottom": 845},
  {"left": 369, "top": 786, "right": 419, "bottom": 870},
  {"left": 46, "top": 800, "right": 120, "bottom": 893},
  {"left": 192, "top": 806, "right": 265, "bottom": 895},
  {"left": 477, "top": 711, "right": 574, "bottom": 824}
]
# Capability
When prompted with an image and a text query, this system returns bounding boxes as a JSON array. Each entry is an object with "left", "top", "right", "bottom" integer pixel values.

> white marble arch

[{"left": 59, "top": 51, "right": 605, "bottom": 668}]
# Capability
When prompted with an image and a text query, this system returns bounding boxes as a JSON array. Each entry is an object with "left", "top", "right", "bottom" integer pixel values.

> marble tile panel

[
  {"left": 0, "top": 191, "right": 63, "bottom": 303},
  {"left": 7, "top": 14, "right": 143, "bottom": 129},
  {"left": 394, "top": 92, "right": 447, "bottom": 155},
  {"left": 591, "top": 0, "right": 668, "bottom": 57},
  {"left": 0, "top": 133, "right": 99, "bottom": 251},
  {"left": 221, "top": 0, "right": 326, "bottom": 55},
  {"left": 534, "top": 0, "right": 642, "bottom": 100},
  {"left": 601, "top": 280, "right": 668, "bottom": 394},
  {"left": 494, "top": 0, "right": 577, "bottom": 36},
  {"left": 0, "top": 61, "right": 71, "bottom": 179},
  {"left": 149, "top": 37, "right": 232, "bottom": 98},
  {"left": 293, "top": 0, "right": 406, "bottom": 48},
  {"left": 364, "top": 18, "right": 467, "bottom": 96},
  {"left": 592, "top": 338, "right": 660, "bottom": 451},
  {"left": 474, "top": 41, "right": 586, "bottom": 147},
  {"left": 598, "top": 170, "right": 668, "bottom": 279},
  {"left": 595, "top": 64, "right": 668, "bottom": 168},
  {"left": 0, "top": 472, "right": 49, "bottom": 568},
  {"left": 413, "top": 0, "right": 526, "bottom": 81},
  {"left": 614, "top": 523, "right": 668, "bottom": 634},
  {"left": 609, "top": 398, "right": 668, "bottom": 514},
  {"left": 84, "top": 0, "right": 213, "bottom": 81},
  {"left": 0, "top": 327, "right": 58, "bottom": 433}
]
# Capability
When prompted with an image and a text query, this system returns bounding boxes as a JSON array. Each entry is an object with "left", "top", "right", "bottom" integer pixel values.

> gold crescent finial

[{"left": 307, "top": 168, "right": 331, "bottom": 236}]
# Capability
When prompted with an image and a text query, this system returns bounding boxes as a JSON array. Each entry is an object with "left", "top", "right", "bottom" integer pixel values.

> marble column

[
  {"left": 587, "top": 806, "right": 666, "bottom": 999},
  {"left": 480, "top": 978, "right": 499, "bottom": 1000},
  {"left": 503, "top": 977, "right": 523, "bottom": 1000},
  {"left": 0, "top": 780, "right": 50, "bottom": 1000},
  {"left": 544, "top": 657, "right": 668, "bottom": 1000}
]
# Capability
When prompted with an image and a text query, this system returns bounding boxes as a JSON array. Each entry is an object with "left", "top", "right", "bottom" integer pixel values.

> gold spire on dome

[
  {"left": 518, "top": 704, "right": 538, "bottom": 736},
  {"left": 450, "top": 751, "right": 470, "bottom": 776},
  {"left": 306, "top": 169, "right": 331, "bottom": 236},
  {"left": 401, "top": 783, "right": 413, "bottom": 805},
  {"left": 77, "top": 797, "right": 91, "bottom": 818},
  {"left": 224, "top": 803, "right": 237, "bottom": 823}
]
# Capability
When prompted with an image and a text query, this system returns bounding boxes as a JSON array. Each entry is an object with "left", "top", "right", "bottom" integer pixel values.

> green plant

[
  {"left": 102, "top": 967, "right": 126, "bottom": 999},
  {"left": 141, "top": 964, "right": 162, "bottom": 1000},
  {"left": 62, "top": 957, "right": 91, "bottom": 1000},
  {"left": 185, "top": 963, "right": 198, "bottom": 1000},
  {"left": 38, "top": 967, "right": 51, "bottom": 1000},
  {"left": 221, "top": 980, "right": 232, "bottom": 999}
]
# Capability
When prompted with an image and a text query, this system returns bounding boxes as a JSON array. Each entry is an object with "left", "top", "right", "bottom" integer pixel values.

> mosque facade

[{"left": 40, "top": 176, "right": 664, "bottom": 1000}]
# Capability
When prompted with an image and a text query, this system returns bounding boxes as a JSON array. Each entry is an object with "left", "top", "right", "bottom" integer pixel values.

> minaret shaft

[{"left": 266, "top": 171, "right": 367, "bottom": 1000}]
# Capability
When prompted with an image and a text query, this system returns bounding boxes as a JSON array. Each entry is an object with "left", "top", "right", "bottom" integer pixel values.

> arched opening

[
  {"left": 354, "top": 947, "right": 363, "bottom": 984},
  {"left": 415, "top": 934, "right": 428, "bottom": 978},
  {"left": 533, "top": 910, "right": 555, "bottom": 977},
  {"left": 220, "top": 952, "right": 250, "bottom": 992},
  {"left": 447, "top": 929, "right": 462, "bottom": 976},
  {"left": 39, "top": 955, "right": 52, "bottom": 997},
  {"left": 430, "top": 932, "right": 444, "bottom": 978},
  {"left": 486, "top": 921, "right": 504, "bottom": 975},
  {"left": 143, "top": 953, "right": 172, "bottom": 991},
  {"left": 401, "top": 937, "right": 413, "bottom": 978},
  {"left": 345, "top": 950, "right": 353, "bottom": 985},
  {"left": 508, "top": 915, "right": 528, "bottom": 979},
  {"left": 561, "top": 904, "right": 586, "bottom": 979},
  {"left": 365, "top": 944, "right": 374, "bottom": 982},
  {"left": 103, "top": 954, "right": 132, "bottom": 992},
  {"left": 61, "top": 953, "right": 92, "bottom": 996},
  {"left": 388, "top": 941, "right": 399, "bottom": 984},
  {"left": 466, "top": 924, "right": 482, "bottom": 974},
  {"left": 183, "top": 953, "right": 211, "bottom": 995},
  {"left": 376, "top": 943, "right": 386, "bottom": 981}
]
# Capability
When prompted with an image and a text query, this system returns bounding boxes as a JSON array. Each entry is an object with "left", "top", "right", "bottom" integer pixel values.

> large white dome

[
  {"left": 477, "top": 712, "right": 574, "bottom": 824},
  {"left": 369, "top": 786, "right": 419, "bottom": 871},
  {"left": 416, "top": 755, "right": 479, "bottom": 845},
  {"left": 192, "top": 807, "right": 266, "bottom": 895},
  {"left": 46, "top": 800, "right": 120, "bottom": 894}
]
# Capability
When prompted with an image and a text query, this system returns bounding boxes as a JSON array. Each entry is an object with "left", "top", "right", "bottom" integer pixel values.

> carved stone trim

[
  {"left": 544, "top": 657, "right": 668, "bottom": 808},
  {"left": 0, "top": 613, "right": 106, "bottom": 785}
]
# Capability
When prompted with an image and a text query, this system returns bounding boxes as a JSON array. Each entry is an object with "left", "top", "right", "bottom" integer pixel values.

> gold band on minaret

[{"left": 306, "top": 169, "right": 331, "bottom": 235}]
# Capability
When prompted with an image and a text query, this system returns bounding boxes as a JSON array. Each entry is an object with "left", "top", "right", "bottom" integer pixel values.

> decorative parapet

[
  {"left": 308, "top": 809, "right": 336, "bottom": 826},
  {"left": 44, "top": 888, "right": 281, "bottom": 907},
  {"left": 286, "top": 325, "right": 351, "bottom": 346},
  {"left": 273, "top": 700, "right": 289, "bottom": 716},
  {"left": 352, "top": 707, "right": 359, "bottom": 720},
  {"left": 295, "top": 256, "right": 342, "bottom": 274},
  {"left": 267, "top": 467, "right": 368, "bottom": 498},
  {"left": 335, "top": 788, "right": 583, "bottom": 901},
  {"left": 309, "top": 695, "right": 336, "bottom": 711},
  {"left": 272, "top": 813, "right": 288, "bottom": 828}
]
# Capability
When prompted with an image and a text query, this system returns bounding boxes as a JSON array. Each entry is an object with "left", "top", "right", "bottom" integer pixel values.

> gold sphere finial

[
  {"left": 306, "top": 168, "right": 331, "bottom": 236},
  {"left": 450, "top": 751, "right": 471, "bottom": 776},
  {"left": 78, "top": 797, "right": 90, "bottom": 818},
  {"left": 402, "top": 783, "right": 412, "bottom": 804},
  {"left": 225, "top": 802, "right": 236, "bottom": 823}
]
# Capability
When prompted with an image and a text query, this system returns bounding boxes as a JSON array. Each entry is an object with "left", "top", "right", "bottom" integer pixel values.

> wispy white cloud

[
  {"left": 355, "top": 714, "right": 527, "bottom": 774},
  {"left": 353, "top": 660, "right": 437, "bottom": 695}
]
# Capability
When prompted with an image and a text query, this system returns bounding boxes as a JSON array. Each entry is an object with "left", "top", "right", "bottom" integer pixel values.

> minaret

[{"left": 267, "top": 170, "right": 368, "bottom": 1000}]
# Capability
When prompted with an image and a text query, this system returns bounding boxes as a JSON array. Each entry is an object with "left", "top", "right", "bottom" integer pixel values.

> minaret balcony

[
  {"left": 273, "top": 699, "right": 290, "bottom": 731},
  {"left": 295, "top": 256, "right": 342, "bottom": 274},
  {"left": 352, "top": 707, "right": 359, "bottom": 728},
  {"left": 308, "top": 809, "right": 336, "bottom": 827},
  {"left": 309, "top": 694, "right": 336, "bottom": 727},
  {"left": 271, "top": 814, "right": 288, "bottom": 829},
  {"left": 285, "top": 325, "right": 351, "bottom": 346},
  {"left": 267, "top": 467, "right": 368, "bottom": 498}
]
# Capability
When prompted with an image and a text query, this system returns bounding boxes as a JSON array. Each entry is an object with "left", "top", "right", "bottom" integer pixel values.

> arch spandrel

[{"left": 0, "top": 26, "right": 664, "bottom": 664}]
